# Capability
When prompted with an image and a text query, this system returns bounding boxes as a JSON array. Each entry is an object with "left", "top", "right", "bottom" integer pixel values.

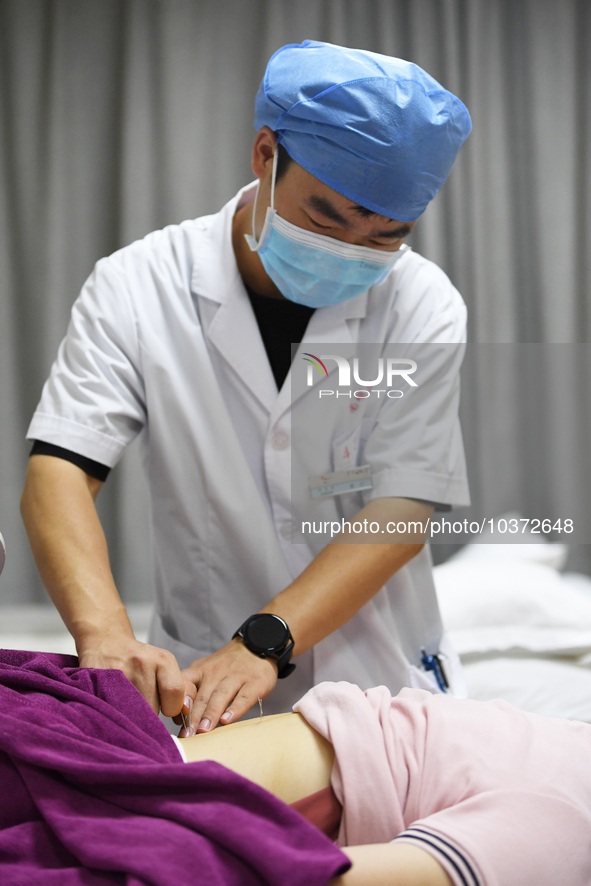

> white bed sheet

[
  {"left": 434, "top": 526, "right": 591, "bottom": 721},
  {"left": 459, "top": 656, "right": 591, "bottom": 722}
]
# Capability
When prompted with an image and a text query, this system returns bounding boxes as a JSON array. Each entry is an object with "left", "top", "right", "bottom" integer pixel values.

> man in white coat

[{"left": 21, "top": 41, "right": 471, "bottom": 736}]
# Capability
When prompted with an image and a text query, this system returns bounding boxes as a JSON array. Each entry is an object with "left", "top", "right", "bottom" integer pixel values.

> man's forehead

[
  {"left": 281, "top": 154, "right": 400, "bottom": 225},
  {"left": 305, "top": 193, "right": 411, "bottom": 235}
]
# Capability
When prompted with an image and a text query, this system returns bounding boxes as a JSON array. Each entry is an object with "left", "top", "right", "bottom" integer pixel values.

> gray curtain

[{"left": 1, "top": 0, "right": 590, "bottom": 606}]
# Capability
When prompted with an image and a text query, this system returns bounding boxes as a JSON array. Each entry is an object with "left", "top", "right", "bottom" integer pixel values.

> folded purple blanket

[{"left": 0, "top": 649, "right": 349, "bottom": 885}]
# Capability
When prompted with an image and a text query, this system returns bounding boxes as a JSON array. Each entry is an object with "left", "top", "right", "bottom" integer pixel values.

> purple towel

[{"left": 0, "top": 649, "right": 349, "bottom": 885}]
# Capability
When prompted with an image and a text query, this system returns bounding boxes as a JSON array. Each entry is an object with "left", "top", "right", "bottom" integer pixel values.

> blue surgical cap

[{"left": 254, "top": 40, "right": 471, "bottom": 222}]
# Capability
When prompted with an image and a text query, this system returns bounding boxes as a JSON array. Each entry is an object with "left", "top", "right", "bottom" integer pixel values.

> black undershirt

[
  {"left": 245, "top": 286, "right": 315, "bottom": 390},
  {"left": 30, "top": 288, "right": 315, "bottom": 482}
]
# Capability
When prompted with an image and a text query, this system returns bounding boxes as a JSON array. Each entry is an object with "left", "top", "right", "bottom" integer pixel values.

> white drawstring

[
  {"left": 250, "top": 147, "right": 278, "bottom": 242},
  {"left": 270, "top": 145, "right": 278, "bottom": 208}
]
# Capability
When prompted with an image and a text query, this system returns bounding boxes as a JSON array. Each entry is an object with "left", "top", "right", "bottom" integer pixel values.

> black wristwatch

[{"left": 232, "top": 613, "right": 296, "bottom": 679}]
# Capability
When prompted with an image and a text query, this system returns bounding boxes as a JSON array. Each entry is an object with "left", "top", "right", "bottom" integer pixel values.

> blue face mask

[{"left": 244, "top": 152, "right": 407, "bottom": 308}]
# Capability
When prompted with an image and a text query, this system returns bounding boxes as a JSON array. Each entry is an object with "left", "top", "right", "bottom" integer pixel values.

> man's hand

[
  {"left": 179, "top": 639, "right": 278, "bottom": 735},
  {"left": 178, "top": 498, "right": 432, "bottom": 734},
  {"left": 21, "top": 455, "right": 192, "bottom": 723},
  {"left": 78, "top": 633, "right": 192, "bottom": 718}
]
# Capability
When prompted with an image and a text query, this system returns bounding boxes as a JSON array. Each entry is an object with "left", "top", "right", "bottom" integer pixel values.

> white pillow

[
  {"left": 447, "top": 512, "right": 569, "bottom": 571},
  {"left": 434, "top": 558, "right": 591, "bottom": 655}
]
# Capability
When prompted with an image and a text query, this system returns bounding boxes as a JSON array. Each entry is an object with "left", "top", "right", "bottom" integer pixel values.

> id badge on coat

[{"left": 308, "top": 464, "right": 373, "bottom": 499}]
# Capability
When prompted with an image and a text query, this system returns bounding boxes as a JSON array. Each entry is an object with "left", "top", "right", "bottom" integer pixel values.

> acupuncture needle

[{"left": 258, "top": 696, "right": 263, "bottom": 723}]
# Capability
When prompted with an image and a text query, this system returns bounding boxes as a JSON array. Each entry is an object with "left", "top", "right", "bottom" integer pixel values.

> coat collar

[
  {"left": 190, "top": 184, "right": 368, "bottom": 418},
  {"left": 270, "top": 294, "right": 367, "bottom": 425}
]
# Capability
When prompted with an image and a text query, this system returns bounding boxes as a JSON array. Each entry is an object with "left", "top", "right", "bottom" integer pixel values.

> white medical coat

[{"left": 27, "top": 183, "right": 470, "bottom": 712}]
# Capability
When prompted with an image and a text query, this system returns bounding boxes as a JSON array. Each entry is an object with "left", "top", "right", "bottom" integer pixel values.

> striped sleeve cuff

[{"left": 394, "top": 825, "right": 483, "bottom": 886}]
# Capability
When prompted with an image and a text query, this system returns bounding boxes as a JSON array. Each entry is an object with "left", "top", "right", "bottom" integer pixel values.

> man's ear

[{"left": 252, "top": 127, "right": 277, "bottom": 180}]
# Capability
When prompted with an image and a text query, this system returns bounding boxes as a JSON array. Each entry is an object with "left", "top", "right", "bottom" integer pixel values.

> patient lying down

[
  {"left": 180, "top": 681, "right": 591, "bottom": 886},
  {"left": 180, "top": 697, "right": 448, "bottom": 886},
  {"left": 5, "top": 649, "right": 591, "bottom": 886}
]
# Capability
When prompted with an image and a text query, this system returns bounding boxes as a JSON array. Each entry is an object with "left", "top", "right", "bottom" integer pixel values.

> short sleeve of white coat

[
  {"left": 360, "top": 252, "right": 470, "bottom": 507},
  {"left": 26, "top": 257, "right": 146, "bottom": 466}
]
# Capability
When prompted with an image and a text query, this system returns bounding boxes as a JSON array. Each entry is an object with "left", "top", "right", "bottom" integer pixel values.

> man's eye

[
  {"left": 308, "top": 216, "right": 332, "bottom": 230},
  {"left": 370, "top": 239, "right": 403, "bottom": 247}
]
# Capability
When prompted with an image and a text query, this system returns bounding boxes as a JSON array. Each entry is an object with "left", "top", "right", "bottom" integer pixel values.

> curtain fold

[{"left": 1, "top": 0, "right": 589, "bottom": 604}]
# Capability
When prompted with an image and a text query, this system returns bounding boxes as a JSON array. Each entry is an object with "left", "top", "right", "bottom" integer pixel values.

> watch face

[{"left": 245, "top": 614, "right": 289, "bottom": 654}]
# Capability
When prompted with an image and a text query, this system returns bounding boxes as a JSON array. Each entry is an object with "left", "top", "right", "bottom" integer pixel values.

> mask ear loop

[
  {"left": 251, "top": 146, "right": 279, "bottom": 243},
  {"left": 270, "top": 144, "right": 278, "bottom": 208}
]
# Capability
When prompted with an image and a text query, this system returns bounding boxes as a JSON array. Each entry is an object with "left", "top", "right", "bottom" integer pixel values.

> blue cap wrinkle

[{"left": 255, "top": 40, "right": 471, "bottom": 221}]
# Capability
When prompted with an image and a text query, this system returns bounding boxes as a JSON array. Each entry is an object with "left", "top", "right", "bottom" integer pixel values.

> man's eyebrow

[{"left": 307, "top": 195, "right": 412, "bottom": 239}]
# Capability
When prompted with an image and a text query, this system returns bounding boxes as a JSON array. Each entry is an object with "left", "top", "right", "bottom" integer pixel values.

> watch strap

[{"left": 275, "top": 639, "right": 296, "bottom": 679}]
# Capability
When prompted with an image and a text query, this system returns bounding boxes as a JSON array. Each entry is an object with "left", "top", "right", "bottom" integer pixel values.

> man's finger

[
  {"left": 195, "top": 680, "right": 251, "bottom": 733},
  {"left": 190, "top": 678, "right": 244, "bottom": 733},
  {"left": 172, "top": 678, "right": 198, "bottom": 729},
  {"left": 188, "top": 678, "right": 221, "bottom": 731},
  {"left": 181, "top": 662, "right": 203, "bottom": 686},
  {"left": 219, "top": 684, "right": 265, "bottom": 727},
  {"left": 155, "top": 655, "right": 186, "bottom": 718}
]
